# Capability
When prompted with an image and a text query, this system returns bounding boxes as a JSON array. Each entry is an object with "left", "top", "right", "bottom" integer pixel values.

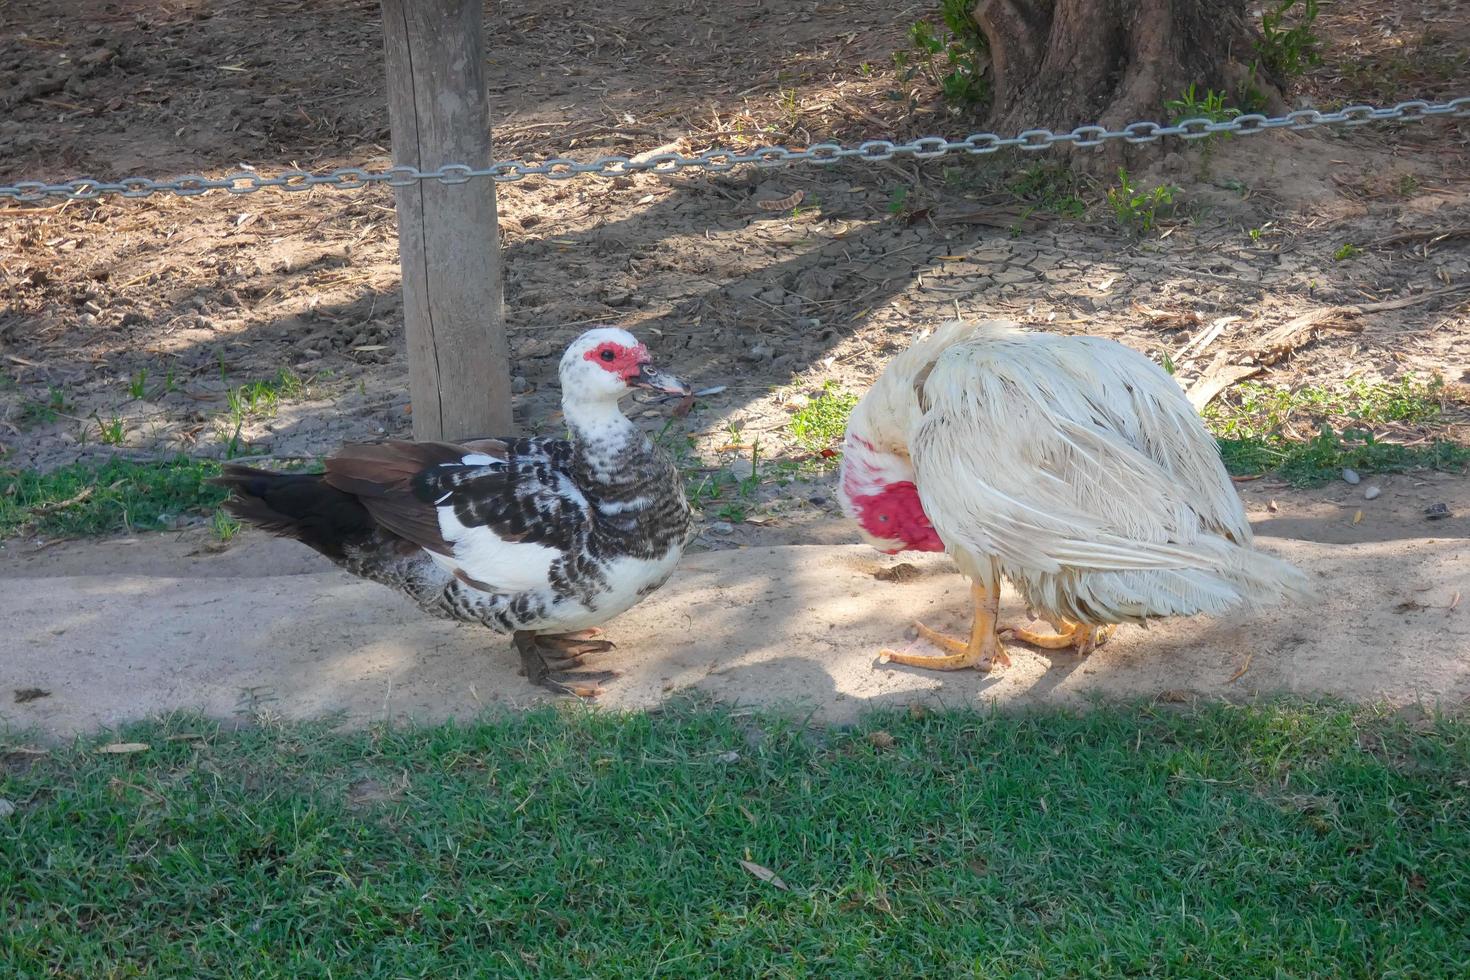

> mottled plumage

[{"left": 215, "top": 328, "right": 693, "bottom": 694}]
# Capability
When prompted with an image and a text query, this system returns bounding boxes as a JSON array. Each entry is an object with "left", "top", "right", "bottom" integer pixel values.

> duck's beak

[{"left": 631, "top": 363, "right": 692, "bottom": 397}]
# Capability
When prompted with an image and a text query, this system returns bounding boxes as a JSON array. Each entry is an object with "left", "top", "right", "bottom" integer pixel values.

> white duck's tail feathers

[{"left": 1010, "top": 540, "right": 1314, "bottom": 626}]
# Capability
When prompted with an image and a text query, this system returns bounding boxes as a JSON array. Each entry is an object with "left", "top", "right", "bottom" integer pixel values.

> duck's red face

[
  {"left": 582, "top": 339, "right": 692, "bottom": 396},
  {"left": 583, "top": 339, "right": 651, "bottom": 382},
  {"left": 847, "top": 481, "right": 944, "bottom": 554}
]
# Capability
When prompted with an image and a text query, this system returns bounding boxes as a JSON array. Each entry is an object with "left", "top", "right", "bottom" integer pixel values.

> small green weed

[
  {"left": 1009, "top": 164, "right": 1086, "bottom": 218},
  {"left": 777, "top": 88, "right": 801, "bottom": 131},
  {"left": 0, "top": 457, "right": 227, "bottom": 538},
  {"left": 219, "top": 369, "right": 310, "bottom": 454},
  {"left": 1165, "top": 85, "right": 1237, "bottom": 169},
  {"left": 788, "top": 383, "right": 859, "bottom": 452},
  {"left": 127, "top": 368, "right": 148, "bottom": 400},
  {"left": 17, "top": 386, "right": 71, "bottom": 428},
  {"left": 1207, "top": 375, "right": 1449, "bottom": 439},
  {"left": 714, "top": 502, "right": 748, "bottom": 523},
  {"left": 1217, "top": 427, "right": 1469, "bottom": 486},
  {"left": 94, "top": 414, "right": 126, "bottom": 447},
  {"left": 887, "top": 186, "right": 911, "bottom": 215},
  {"left": 1105, "top": 168, "right": 1177, "bottom": 235},
  {"left": 1205, "top": 374, "right": 1466, "bottom": 484},
  {"left": 893, "top": 1, "right": 990, "bottom": 108},
  {"left": 1257, "top": 0, "right": 1321, "bottom": 78},
  {"left": 210, "top": 508, "right": 241, "bottom": 543},
  {"left": 1165, "top": 84, "right": 1237, "bottom": 124},
  {"left": 1333, "top": 243, "right": 1362, "bottom": 262}
]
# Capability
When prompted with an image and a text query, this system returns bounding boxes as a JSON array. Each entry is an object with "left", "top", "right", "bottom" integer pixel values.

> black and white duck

[{"left": 213, "top": 327, "right": 694, "bottom": 696}]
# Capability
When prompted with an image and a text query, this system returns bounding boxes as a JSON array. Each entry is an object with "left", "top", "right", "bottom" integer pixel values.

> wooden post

[{"left": 380, "top": 0, "right": 511, "bottom": 441}]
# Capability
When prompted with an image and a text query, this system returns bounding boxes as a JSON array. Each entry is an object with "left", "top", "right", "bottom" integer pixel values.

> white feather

[
  {"left": 846, "top": 320, "right": 1312, "bottom": 625},
  {"left": 434, "top": 507, "right": 561, "bottom": 593}
]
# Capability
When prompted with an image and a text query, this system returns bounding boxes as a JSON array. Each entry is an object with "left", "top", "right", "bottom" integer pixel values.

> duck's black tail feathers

[{"left": 211, "top": 465, "right": 378, "bottom": 561}]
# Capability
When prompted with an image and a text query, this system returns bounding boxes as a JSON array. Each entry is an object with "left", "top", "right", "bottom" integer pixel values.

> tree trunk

[{"left": 974, "top": 0, "right": 1282, "bottom": 134}]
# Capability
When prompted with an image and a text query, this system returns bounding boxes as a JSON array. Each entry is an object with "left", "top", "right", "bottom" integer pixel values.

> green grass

[
  {"left": 3, "top": 701, "right": 1468, "bottom": 975},
  {"left": 224, "top": 369, "right": 307, "bottom": 426},
  {"left": 92, "top": 413, "right": 126, "bottom": 447},
  {"left": 1257, "top": 0, "right": 1321, "bottom": 79},
  {"left": 1204, "top": 374, "right": 1469, "bottom": 484},
  {"left": 1208, "top": 375, "right": 1450, "bottom": 436},
  {"left": 1216, "top": 428, "right": 1470, "bottom": 486},
  {"left": 210, "top": 507, "right": 242, "bottom": 543},
  {"left": 15, "top": 385, "right": 72, "bottom": 429},
  {"left": 219, "top": 369, "right": 311, "bottom": 457},
  {"left": 788, "top": 383, "right": 859, "bottom": 452},
  {"left": 0, "top": 457, "right": 227, "bottom": 538},
  {"left": 893, "top": 1, "right": 990, "bottom": 109},
  {"left": 1164, "top": 84, "right": 1237, "bottom": 125},
  {"left": 1008, "top": 163, "right": 1087, "bottom": 218},
  {"left": 1105, "top": 168, "right": 1177, "bottom": 236}
]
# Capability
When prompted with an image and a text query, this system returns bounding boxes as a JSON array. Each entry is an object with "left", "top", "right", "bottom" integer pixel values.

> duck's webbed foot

[{"left": 513, "top": 630, "right": 619, "bottom": 698}]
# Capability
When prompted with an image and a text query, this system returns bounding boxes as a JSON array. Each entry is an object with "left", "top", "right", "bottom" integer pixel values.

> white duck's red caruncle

[{"left": 214, "top": 327, "right": 694, "bottom": 696}]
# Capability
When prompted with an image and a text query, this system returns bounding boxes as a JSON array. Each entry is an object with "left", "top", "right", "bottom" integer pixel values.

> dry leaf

[
  {"left": 1227, "top": 653, "right": 1254, "bottom": 684},
  {"left": 756, "top": 190, "right": 804, "bottom": 211},
  {"left": 867, "top": 730, "right": 895, "bottom": 749},
  {"left": 739, "top": 859, "right": 790, "bottom": 890},
  {"left": 97, "top": 742, "right": 150, "bottom": 754},
  {"left": 1352, "top": 510, "right": 1363, "bottom": 525},
  {"left": 1449, "top": 591, "right": 1462, "bottom": 615},
  {"left": 1267, "top": 500, "right": 1278, "bottom": 513},
  {"left": 1251, "top": 307, "right": 1363, "bottom": 366},
  {"left": 874, "top": 562, "right": 921, "bottom": 583},
  {"left": 1186, "top": 353, "right": 1263, "bottom": 411}
]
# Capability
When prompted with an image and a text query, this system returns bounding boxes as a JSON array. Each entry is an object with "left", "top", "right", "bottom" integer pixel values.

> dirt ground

[
  {"left": 2, "top": 1, "right": 1468, "bottom": 732},
  {"left": 4, "top": 469, "right": 1468, "bottom": 736}
]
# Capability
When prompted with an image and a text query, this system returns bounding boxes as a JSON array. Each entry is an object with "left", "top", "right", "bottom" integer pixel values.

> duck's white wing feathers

[{"left": 910, "top": 327, "right": 1307, "bottom": 618}]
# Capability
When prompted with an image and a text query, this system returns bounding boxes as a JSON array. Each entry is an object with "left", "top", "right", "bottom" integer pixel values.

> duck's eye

[{"left": 600, "top": 349, "right": 616, "bottom": 363}]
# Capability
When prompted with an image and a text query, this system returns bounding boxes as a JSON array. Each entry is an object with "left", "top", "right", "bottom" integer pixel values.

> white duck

[
  {"left": 838, "top": 319, "right": 1311, "bottom": 671},
  {"left": 215, "top": 327, "right": 693, "bottom": 696}
]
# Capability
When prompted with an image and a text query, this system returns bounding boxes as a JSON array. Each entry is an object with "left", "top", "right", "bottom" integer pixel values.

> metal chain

[{"left": 2, "top": 97, "right": 1466, "bottom": 203}]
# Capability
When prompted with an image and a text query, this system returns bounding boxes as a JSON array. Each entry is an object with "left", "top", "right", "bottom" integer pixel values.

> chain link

[{"left": 3, "top": 96, "right": 1466, "bottom": 203}]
